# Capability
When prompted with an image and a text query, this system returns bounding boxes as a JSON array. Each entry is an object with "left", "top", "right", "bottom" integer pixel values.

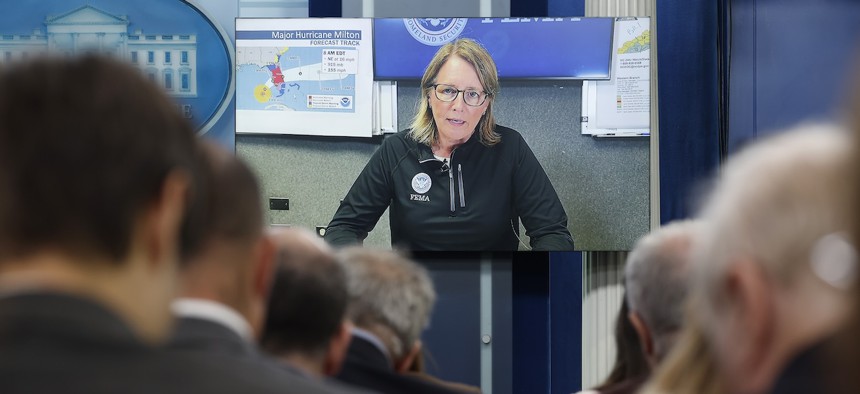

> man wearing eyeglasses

[{"left": 324, "top": 38, "right": 574, "bottom": 252}]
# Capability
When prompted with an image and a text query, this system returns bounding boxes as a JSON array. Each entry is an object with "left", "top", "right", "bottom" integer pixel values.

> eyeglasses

[{"left": 432, "top": 84, "right": 489, "bottom": 107}]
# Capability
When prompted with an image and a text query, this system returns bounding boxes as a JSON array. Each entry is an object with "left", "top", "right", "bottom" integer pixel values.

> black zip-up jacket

[{"left": 324, "top": 125, "right": 574, "bottom": 251}]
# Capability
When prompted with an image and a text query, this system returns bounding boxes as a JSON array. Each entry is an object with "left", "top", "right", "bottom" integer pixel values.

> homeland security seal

[
  {"left": 411, "top": 172, "right": 432, "bottom": 194},
  {"left": 404, "top": 18, "right": 468, "bottom": 46}
]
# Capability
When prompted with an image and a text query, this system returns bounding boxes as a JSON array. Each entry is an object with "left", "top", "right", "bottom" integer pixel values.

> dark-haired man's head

[
  {"left": 0, "top": 54, "right": 207, "bottom": 343},
  {"left": 177, "top": 141, "right": 274, "bottom": 338},
  {"left": 261, "top": 227, "right": 352, "bottom": 378}
]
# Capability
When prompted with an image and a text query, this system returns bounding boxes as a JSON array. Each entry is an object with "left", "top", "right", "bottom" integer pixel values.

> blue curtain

[
  {"left": 727, "top": 0, "right": 860, "bottom": 154},
  {"left": 657, "top": 0, "right": 721, "bottom": 223}
]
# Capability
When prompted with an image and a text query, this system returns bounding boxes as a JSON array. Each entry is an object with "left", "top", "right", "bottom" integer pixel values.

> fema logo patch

[
  {"left": 404, "top": 18, "right": 467, "bottom": 46},
  {"left": 411, "top": 172, "right": 432, "bottom": 194}
]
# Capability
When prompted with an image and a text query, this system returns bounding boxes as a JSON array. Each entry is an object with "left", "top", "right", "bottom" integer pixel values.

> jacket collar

[
  {"left": 412, "top": 127, "right": 483, "bottom": 163},
  {"left": 172, "top": 298, "right": 253, "bottom": 342}
]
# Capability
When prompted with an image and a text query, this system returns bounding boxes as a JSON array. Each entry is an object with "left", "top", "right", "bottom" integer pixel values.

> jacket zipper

[
  {"left": 448, "top": 151, "right": 456, "bottom": 214},
  {"left": 458, "top": 164, "right": 465, "bottom": 208},
  {"left": 449, "top": 168, "right": 455, "bottom": 213}
]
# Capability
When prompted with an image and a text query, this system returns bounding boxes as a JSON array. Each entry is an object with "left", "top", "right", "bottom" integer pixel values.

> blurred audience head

[
  {"left": 261, "top": 226, "right": 352, "bottom": 377},
  {"left": 831, "top": 64, "right": 860, "bottom": 394},
  {"left": 625, "top": 219, "right": 701, "bottom": 365},
  {"left": 691, "top": 123, "right": 856, "bottom": 393},
  {"left": 0, "top": 54, "right": 206, "bottom": 343},
  {"left": 178, "top": 141, "right": 274, "bottom": 338},
  {"left": 336, "top": 247, "right": 436, "bottom": 372}
]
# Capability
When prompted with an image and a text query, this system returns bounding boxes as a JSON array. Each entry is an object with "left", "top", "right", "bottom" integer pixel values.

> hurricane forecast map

[
  {"left": 235, "top": 19, "right": 373, "bottom": 136},
  {"left": 237, "top": 46, "right": 356, "bottom": 113}
]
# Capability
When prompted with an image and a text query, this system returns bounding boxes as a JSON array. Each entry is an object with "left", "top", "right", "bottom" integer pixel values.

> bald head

[{"left": 269, "top": 227, "right": 333, "bottom": 264}]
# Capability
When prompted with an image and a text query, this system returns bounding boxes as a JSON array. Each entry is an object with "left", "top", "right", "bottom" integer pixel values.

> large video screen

[
  {"left": 374, "top": 17, "right": 614, "bottom": 80},
  {"left": 235, "top": 17, "right": 652, "bottom": 252}
]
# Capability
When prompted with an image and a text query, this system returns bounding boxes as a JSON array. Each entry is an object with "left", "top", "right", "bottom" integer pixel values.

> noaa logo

[
  {"left": 411, "top": 172, "right": 432, "bottom": 194},
  {"left": 340, "top": 97, "right": 351, "bottom": 107},
  {"left": 404, "top": 18, "right": 468, "bottom": 46}
]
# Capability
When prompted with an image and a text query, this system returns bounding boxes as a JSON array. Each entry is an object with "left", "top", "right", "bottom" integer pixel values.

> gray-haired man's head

[
  {"left": 336, "top": 247, "right": 436, "bottom": 364},
  {"left": 625, "top": 220, "right": 701, "bottom": 364}
]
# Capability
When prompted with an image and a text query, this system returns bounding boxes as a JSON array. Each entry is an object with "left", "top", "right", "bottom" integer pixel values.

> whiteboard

[{"left": 581, "top": 17, "right": 651, "bottom": 137}]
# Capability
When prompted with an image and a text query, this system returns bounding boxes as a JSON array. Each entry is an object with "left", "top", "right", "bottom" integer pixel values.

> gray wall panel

[
  {"left": 236, "top": 134, "right": 391, "bottom": 249},
  {"left": 491, "top": 80, "right": 649, "bottom": 251}
]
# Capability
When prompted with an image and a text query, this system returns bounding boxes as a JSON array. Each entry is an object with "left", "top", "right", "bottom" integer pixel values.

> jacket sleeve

[
  {"left": 510, "top": 134, "right": 575, "bottom": 251},
  {"left": 323, "top": 140, "right": 396, "bottom": 247}
]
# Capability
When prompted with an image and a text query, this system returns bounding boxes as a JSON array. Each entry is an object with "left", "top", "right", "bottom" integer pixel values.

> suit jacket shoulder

[
  {"left": 169, "top": 315, "right": 340, "bottom": 393},
  {"left": 0, "top": 293, "right": 329, "bottom": 393},
  {"left": 336, "top": 336, "right": 475, "bottom": 394}
]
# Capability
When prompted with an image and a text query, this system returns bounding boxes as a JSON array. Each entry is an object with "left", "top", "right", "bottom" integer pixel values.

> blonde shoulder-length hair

[
  {"left": 409, "top": 38, "right": 501, "bottom": 147},
  {"left": 638, "top": 297, "right": 725, "bottom": 394}
]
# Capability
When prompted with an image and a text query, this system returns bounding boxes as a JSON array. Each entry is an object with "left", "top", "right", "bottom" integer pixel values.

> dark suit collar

[
  {"left": 170, "top": 316, "right": 259, "bottom": 358},
  {"left": 346, "top": 334, "right": 393, "bottom": 371}
]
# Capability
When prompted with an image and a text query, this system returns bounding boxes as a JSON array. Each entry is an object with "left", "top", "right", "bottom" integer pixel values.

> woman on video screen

[{"left": 324, "top": 38, "right": 573, "bottom": 251}]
